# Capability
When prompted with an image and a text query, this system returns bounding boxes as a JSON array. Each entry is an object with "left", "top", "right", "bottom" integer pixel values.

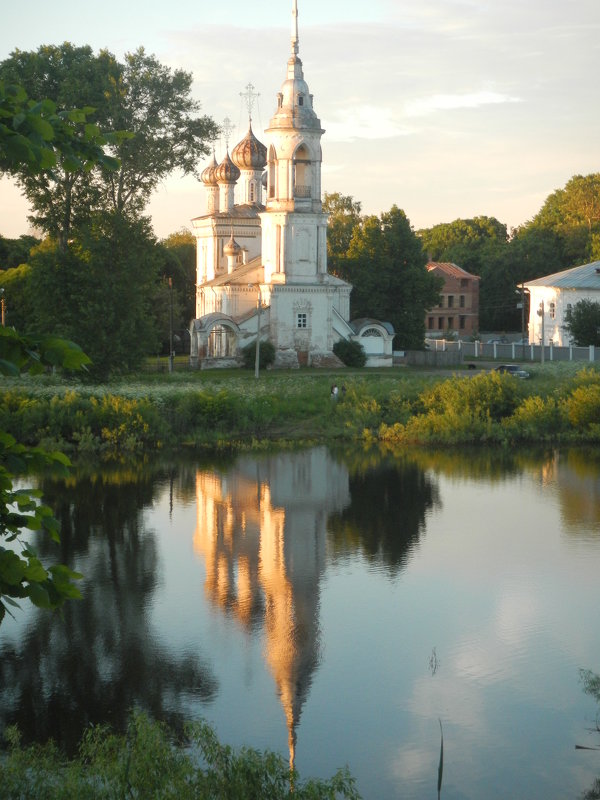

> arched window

[
  {"left": 268, "top": 145, "right": 277, "bottom": 199},
  {"left": 293, "top": 144, "right": 311, "bottom": 199},
  {"left": 361, "top": 328, "right": 383, "bottom": 337}
]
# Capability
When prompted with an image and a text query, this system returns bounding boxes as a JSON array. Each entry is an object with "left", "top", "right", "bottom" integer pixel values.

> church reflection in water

[{"left": 192, "top": 447, "right": 351, "bottom": 767}]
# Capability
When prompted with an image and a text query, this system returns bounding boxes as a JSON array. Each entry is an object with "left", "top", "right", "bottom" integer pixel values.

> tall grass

[{"left": 2, "top": 364, "right": 600, "bottom": 453}]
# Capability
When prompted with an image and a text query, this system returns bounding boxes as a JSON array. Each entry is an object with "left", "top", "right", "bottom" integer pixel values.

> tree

[
  {"left": 323, "top": 192, "right": 362, "bottom": 274},
  {"left": 28, "top": 213, "right": 162, "bottom": 379},
  {"left": 0, "top": 234, "right": 40, "bottom": 270},
  {"left": 0, "top": 328, "right": 90, "bottom": 623},
  {"left": 0, "top": 45, "right": 219, "bottom": 245},
  {"left": 418, "top": 216, "right": 508, "bottom": 277},
  {"left": 0, "top": 79, "right": 117, "bottom": 623},
  {"left": 161, "top": 228, "right": 197, "bottom": 328},
  {"left": 0, "top": 72, "right": 121, "bottom": 250},
  {"left": 529, "top": 174, "right": 600, "bottom": 267},
  {"left": 564, "top": 299, "right": 600, "bottom": 346},
  {"left": 340, "top": 205, "right": 442, "bottom": 349}
]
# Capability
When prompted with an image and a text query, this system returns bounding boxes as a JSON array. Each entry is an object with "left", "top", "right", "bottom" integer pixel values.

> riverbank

[{"left": 1, "top": 362, "right": 599, "bottom": 455}]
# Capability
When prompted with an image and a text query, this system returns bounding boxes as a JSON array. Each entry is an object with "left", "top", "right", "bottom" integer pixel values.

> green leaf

[
  {"left": 28, "top": 581, "right": 51, "bottom": 608},
  {"left": 24, "top": 558, "right": 48, "bottom": 582},
  {"left": 0, "top": 550, "right": 25, "bottom": 585}
]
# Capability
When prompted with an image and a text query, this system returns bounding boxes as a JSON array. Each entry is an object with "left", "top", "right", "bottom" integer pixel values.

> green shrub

[
  {"left": 0, "top": 710, "right": 361, "bottom": 800},
  {"left": 333, "top": 339, "right": 367, "bottom": 368},
  {"left": 566, "top": 383, "right": 600, "bottom": 429},
  {"left": 502, "top": 395, "right": 566, "bottom": 439},
  {"left": 241, "top": 340, "right": 276, "bottom": 370}
]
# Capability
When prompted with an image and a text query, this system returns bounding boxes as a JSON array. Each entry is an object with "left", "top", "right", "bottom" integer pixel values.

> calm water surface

[{"left": 1, "top": 446, "right": 600, "bottom": 799}]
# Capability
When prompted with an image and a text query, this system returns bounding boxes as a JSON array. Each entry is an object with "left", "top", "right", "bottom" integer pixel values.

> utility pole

[
  {"left": 0, "top": 288, "right": 5, "bottom": 327},
  {"left": 537, "top": 300, "right": 545, "bottom": 364},
  {"left": 169, "top": 277, "right": 174, "bottom": 374},
  {"left": 254, "top": 287, "right": 261, "bottom": 379}
]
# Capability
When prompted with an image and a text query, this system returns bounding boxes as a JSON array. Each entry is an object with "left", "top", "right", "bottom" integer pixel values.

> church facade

[{"left": 189, "top": 1, "right": 394, "bottom": 369}]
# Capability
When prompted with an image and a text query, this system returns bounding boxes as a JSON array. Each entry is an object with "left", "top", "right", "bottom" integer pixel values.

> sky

[{"left": 1, "top": 0, "right": 599, "bottom": 240}]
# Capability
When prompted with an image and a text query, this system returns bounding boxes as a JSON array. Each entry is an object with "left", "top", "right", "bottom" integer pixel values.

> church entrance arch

[{"left": 207, "top": 323, "right": 237, "bottom": 358}]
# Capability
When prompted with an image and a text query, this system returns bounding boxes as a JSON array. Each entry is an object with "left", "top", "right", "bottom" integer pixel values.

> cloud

[
  {"left": 405, "top": 91, "right": 522, "bottom": 118},
  {"left": 323, "top": 105, "right": 411, "bottom": 142}
]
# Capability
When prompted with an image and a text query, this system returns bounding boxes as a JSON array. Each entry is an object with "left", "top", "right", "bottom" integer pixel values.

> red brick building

[{"left": 426, "top": 262, "right": 480, "bottom": 337}]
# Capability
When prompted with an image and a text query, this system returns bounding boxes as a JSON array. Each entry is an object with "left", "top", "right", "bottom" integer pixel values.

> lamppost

[{"left": 168, "top": 277, "right": 174, "bottom": 374}]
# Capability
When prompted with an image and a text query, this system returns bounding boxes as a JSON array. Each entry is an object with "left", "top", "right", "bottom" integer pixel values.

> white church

[{"left": 189, "top": 1, "right": 394, "bottom": 369}]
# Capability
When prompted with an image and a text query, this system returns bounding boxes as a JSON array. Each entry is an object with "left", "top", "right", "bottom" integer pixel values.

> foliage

[
  {"left": 0, "top": 329, "right": 89, "bottom": 623},
  {"left": 240, "top": 339, "right": 276, "bottom": 370},
  {"left": 323, "top": 192, "right": 362, "bottom": 274},
  {"left": 0, "top": 44, "right": 218, "bottom": 244},
  {"left": 161, "top": 228, "right": 197, "bottom": 331},
  {"left": 337, "top": 205, "right": 441, "bottom": 349},
  {"left": 27, "top": 213, "right": 162, "bottom": 379},
  {"left": 0, "top": 78, "right": 118, "bottom": 178},
  {"left": 564, "top": 299, "right": 600, "bottom": 346},
  {"left": 0, "top": 233, "right": 40, "bottom": 270},
  {"left": 333, "top": 338, "right": 366, "bottom": 367},
  {"left": 0, "top": 709, "right": 360, "bottom": 799},
  {"left": 418, "top": 215, "right": 508, "bottom": 276}
]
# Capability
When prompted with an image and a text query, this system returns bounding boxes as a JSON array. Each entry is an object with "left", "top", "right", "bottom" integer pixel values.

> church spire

[{"left": 292, "top": 0, "right": 299, "bottom": 56}]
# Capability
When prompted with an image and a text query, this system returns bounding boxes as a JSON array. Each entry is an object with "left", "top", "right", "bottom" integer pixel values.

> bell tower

[{"left": 260, "top": 0, "right": 328, "bottom": 284}]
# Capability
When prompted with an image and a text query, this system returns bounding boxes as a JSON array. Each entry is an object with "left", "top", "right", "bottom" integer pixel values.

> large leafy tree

[
  {"left": 0, "top": 44, "right": 218, "bottom": 246},
  {"left": 339, "top": 205, "right": 442, "bottom": 348},
  {"left": 418, "top": 216, "right": 508, "bottom": 277},
  {"left": 28, "top": 213, "right": 162, "bottom": 379},
  {"left": 323, "top": 191, "right": 362, "bottom": 274},
  {"left": 564, "top": 299, "right": 600, "bottom": 346},
  {"left": 0, "top": 79, "right": 115, "bottom": 623}
]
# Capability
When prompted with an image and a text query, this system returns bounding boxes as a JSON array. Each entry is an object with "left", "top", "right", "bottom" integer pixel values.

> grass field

[{"left": 2, "top": 361, "right": 599, "bottom": 454}]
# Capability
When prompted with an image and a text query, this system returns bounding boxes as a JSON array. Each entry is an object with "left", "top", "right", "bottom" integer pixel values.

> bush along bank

[{"left": 3, "top": 367, "right": 600, "bottom": 454}]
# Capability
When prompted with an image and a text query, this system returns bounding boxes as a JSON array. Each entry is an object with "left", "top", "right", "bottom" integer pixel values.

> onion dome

[
  {"left": 201, "top": 153, "right": 219, "bottom": 186},
  {"left": 215, "top": 151, "right": 241, "bottom": 185},
  {"left": 223, "top": 232, "right": 242, "bottom": 257},
  {"left": 231, "top": 124, "right": 267, "bottom": 171}
]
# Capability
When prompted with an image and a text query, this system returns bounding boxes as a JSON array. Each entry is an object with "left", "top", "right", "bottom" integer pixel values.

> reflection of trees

[
  {"left": 0, "top": 463, "right": 217, "bottom": 754},
  {"left": 557, "top": 450, "right": 600, "bottom": 535},
  {"left": 327, "top": 449, "right": 440, "bottom": 575},
  {"left": 580, "top": 669, "right": 600, "bottom": 800}
]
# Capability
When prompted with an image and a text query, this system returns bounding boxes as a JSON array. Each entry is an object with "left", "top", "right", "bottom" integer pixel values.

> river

[{"left": 1, "top": 445, "right": 599, "bottom": 799}]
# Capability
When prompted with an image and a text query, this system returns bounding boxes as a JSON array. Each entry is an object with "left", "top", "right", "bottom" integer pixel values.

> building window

[
  {"left": 249, "top": 181, "right": 256, "bottom": 202},
  {"left": 297, "top": 312, "right": 307, "bottom": 329},
  {"left": 549, "top": 301, "right": 556, "bottom": 320},
  {"left": 460, "top": 295, "right": 465, "bottom": 308},
  {"left": 428, "top": 317, "right": 434, "bottom": 330},
  {"left": 447, "top": 316, "right": 454, "bottom": 329},
  {"left": 460, "top": 278, "right": 469, "bottom": 288},
  {"left": 438, "top": 317, "right": 444, "bottom": 330},
  {"left": 447, "top": 295, "right": 454, "bottom": 308},
  {"left": 298, "top": 95, "right": 304, "bottom": 106},
  {"left": 459, "top": 315, "right": 466, "bottom": 329}
]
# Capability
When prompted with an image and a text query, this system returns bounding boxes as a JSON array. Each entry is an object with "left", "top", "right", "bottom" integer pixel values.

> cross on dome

[{"left": 240, "top": 82, "right": 260, "bottom": 123}]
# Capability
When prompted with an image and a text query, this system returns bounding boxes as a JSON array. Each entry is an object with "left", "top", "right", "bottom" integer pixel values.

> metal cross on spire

[
  {"left": 240, "top": 82, "right": 260, "bottom": 123},
  {"left": 221, "top": 116, "right": 235, "bottom": 150}
]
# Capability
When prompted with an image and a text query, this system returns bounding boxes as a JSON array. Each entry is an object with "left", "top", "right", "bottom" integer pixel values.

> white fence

[{"left": 425, "top": 339, "right": 600, "bottom": 364}]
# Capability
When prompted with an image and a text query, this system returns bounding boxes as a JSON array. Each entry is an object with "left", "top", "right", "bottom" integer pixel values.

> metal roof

[
  {"left": 525, "top": 260, "right": 600, "bottom": 290},
  {"left": 426, "top": 262, "right": 480, "bottom": 280}
]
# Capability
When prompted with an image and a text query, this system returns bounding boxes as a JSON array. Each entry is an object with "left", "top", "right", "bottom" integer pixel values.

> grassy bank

[{"left": 2, "top": 362, "right": 600, "bottom": 455}]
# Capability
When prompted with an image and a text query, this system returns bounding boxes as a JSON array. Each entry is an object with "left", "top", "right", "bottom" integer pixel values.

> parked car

[{"left": 493, "top": 364, "right": 530, "bottom": 379}]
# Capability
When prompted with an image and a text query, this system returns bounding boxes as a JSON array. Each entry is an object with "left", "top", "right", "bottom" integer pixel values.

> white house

[
  {"left": 189, "top": 1, "right": 394, "bottom": 369},
  {"left": 525, "top": 260, "right": 600, "bottom": 346}
]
